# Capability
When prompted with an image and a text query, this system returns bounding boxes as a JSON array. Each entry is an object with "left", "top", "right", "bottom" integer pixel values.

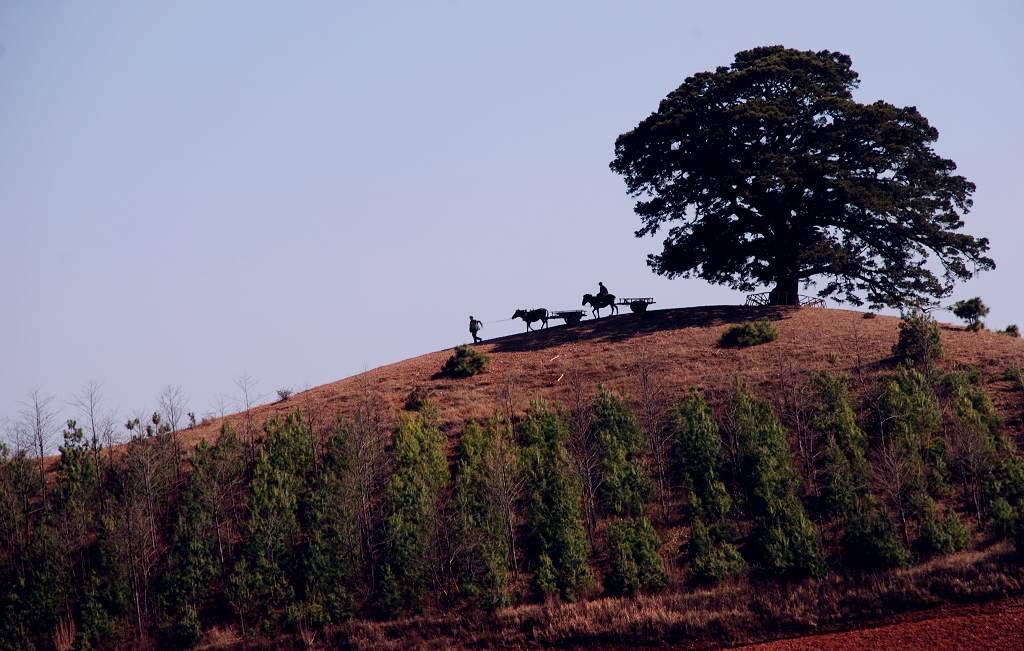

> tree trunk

[{"left": 768, "top": 276, "right": 800, "bottom": 306}]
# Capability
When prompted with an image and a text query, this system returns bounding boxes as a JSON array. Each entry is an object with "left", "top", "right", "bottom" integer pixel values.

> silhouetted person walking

[{"left": 469, "top": 316, "right": 483, "bottom": 343}]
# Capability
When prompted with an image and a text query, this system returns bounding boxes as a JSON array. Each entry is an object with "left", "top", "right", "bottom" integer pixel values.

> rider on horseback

[{"left": 583, "top": 283, "right": 618, "bottom": 318}]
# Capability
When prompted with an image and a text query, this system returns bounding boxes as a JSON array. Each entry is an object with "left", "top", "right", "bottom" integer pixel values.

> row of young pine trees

[{"left": 3, "top": 316, "right": 1024, "bottom": 649}]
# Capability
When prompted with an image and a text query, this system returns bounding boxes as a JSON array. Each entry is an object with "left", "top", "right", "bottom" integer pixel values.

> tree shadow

[{"left": 487, "top": 305, "right": 798, "bottom": 353}]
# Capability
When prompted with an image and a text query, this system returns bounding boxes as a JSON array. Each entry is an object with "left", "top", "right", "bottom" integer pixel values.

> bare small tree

[
  {"left": 299, "top": 386, "right": 330, "bottom": 473},
  {"left": 501, "top": 373, "right": 518, "bottom": 434},
  {"left": 157, "top": 385, "right": 188, "bottom": 482},
  {"left": 564, "top": 371, "right": 599, "bottom": 541},
  {"left": 873, "top": 437, "right": 916, "bottom": 547},
  {"left": 0, "top": 417, "right": 16, "bottom": 451},
  {"left": 850, "top": 323, "right": 867, "bottom": 385},
  {"left": 632, "top": 352, "right": 671, "bottom": 521},
  {"left": 157, "top": 385, "right": 187, "bottom": 434},
  {"left": 234, "top": 374, "right": 261, "bottom": 461},
  {"left": 944, "top": 408, "right": 988, "bottom": 523},
  {"left": 485, "top": 417, "right": 524, "bottom": 577},
  {"left": 0, "top": 418, "right": 40, "bottom": 570},
  {"left": 213, "top": 394, "right": 231, "bottom": 419},
  {"left": 770, "top": 352, "right": 820, "bottom": 497},
  {"left": 17, "top": 389, "right": 58, "bottom": 503},
  {"left": 112, "top": 414, "right": 180, "bottom": 636},
  {"left": 718, "top": 379, "right": 747, "bottom": 485},
  {"left": 348, "top": 386, "right": 392, "bottom": 592},
  {"left": 72, "top": 381, "right": 116, "bottom": 512},
  {"left": 204, "top": 426, "right": 246, "bottom": 569}
]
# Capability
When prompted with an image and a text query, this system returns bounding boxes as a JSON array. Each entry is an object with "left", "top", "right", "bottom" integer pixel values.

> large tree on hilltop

[{"left": 610, "top": 46, "right": 993, "bottom": 308}]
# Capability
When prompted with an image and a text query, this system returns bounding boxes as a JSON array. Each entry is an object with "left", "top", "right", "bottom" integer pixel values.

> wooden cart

[
  {"left": 549, "top": 310, "right": 586, "bottom": 326},
  {"left": 616, "top": 297, "right": 656, "bottom": 313}
]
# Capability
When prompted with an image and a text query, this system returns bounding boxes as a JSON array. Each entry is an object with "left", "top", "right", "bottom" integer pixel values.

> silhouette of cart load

[
  {"left": 549, "top": 309, "right": 587, "bottom": 326},
  {"left": 616, "top": 297, "right": 656, "bottom": 313}
]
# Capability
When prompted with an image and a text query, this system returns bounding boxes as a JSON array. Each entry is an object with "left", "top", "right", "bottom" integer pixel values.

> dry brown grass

[
  {"left": 196, "top": 625, "right": 242, "bottom": 650},
  {"left": 145, "top": 306, "right": 1024, "bottom": 460},
  {"left": 270, "top": 544, "right": 1022, "bottom": 650},
  {"left": 51, "top": 616, "right": 76, "bottom": 651}
]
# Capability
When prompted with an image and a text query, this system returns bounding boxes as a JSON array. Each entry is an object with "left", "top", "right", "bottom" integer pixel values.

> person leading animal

[{"left": 468, "top": 316, "right": 483, "bottom": 343}]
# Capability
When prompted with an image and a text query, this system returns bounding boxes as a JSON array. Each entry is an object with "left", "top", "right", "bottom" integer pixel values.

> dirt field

[{"left": 741, "top": 597, "right": 1024, "bottom": 650}]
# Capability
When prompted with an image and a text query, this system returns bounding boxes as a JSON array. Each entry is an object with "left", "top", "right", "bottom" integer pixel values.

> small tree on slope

[
  {"left": 380, "top": 409, "right": 449, "bottom": 615},
  {"left": 452, "top": 421, "right": 512, "bottom": 610},
  {"left": 728, "top": 383, "right": 825, "bottom": 578},
  {"left": 952, "top": 297, "right": 989, "bottom": 332},
  {"left": 590, "top": 390, "right": 652, "bottom": 518},
  {"left": 520, "top": 402, "right": 592, "bottom": 601},
  {"left": 811, "top": 373, "right": 909, "bottom": 570}
]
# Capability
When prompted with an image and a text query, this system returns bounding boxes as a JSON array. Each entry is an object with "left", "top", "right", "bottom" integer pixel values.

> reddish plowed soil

[{"left": 741, "top": 597, "right": 1024, "bottom": 650}]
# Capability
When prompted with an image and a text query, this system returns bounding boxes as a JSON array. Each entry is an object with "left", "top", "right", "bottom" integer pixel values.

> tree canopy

[{"left": 610, "top": 46, "right": 993, "bottom": 308}]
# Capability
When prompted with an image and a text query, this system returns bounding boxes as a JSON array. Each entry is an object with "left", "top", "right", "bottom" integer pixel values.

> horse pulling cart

[
  {"left": 617, "top": 297, "right": 656, "bottom": 313},
  {"left": 511, "top": 294, "right": 657, "bottom": 332}
]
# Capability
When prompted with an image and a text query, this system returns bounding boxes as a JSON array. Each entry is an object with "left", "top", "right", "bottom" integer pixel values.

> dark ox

[{"left": 512, "top": 308, "right": 549, "bottom": 331}]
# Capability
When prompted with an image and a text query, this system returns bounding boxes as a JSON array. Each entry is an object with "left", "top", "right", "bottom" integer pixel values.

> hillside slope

[
  {"left": 181, "top": 305, "right": 1024, "bottom": 449},
  {"left": 20, "top": 305, "right": 1024, "bottom": 650}
]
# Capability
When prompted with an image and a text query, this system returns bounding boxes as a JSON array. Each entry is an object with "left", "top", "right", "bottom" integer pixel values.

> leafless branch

[{"left": 17, "top": 389, "right": 58, "bottom": 500}]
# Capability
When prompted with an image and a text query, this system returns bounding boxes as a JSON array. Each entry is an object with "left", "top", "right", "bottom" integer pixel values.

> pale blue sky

[{"left": 2, "top": 1, "right": 1021, "bottom": 438}]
